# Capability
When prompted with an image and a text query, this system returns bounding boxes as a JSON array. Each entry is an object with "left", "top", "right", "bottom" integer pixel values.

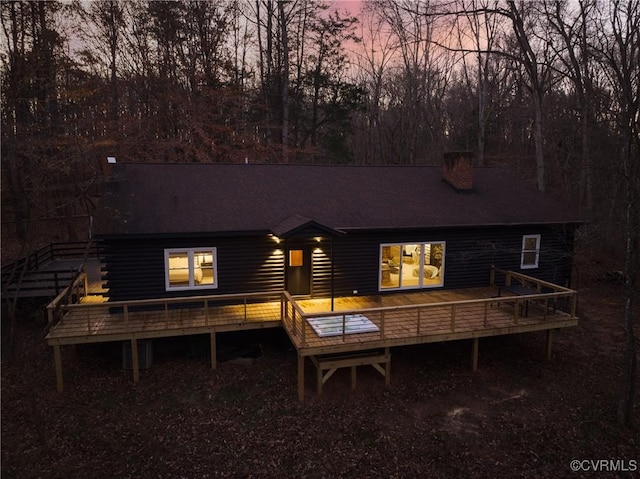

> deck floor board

[{"left": 47, "top": 287, "right": 577, "bottom": 357}]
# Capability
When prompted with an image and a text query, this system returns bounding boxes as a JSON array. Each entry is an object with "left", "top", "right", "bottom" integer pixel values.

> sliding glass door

[{"left": 379, "top": 242, "right": 445, "bottom": 290}]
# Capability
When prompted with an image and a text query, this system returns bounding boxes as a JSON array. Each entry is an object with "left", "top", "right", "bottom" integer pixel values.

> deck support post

[
  {"left": 384, "top": 347, "right": 391, "bottom": 387},
  {"left": 210, "top": 331, "right": 217, "bottom": 370},
  {"left": 131, "top": 338, "right": 139, "bottom": 384},
  {"left": 471, "top": 337, "right": 479, "bottom": 372},
  {"left": 53, "top": 344, "right": 64, "bottom": 393},
  {"left": 297, "top": 353, "right": 305, "bottom": 404},
  {"left": 350, "top": 366, "right": 357, "bottom": 390},
  {"left": 545, "top": 329, "right": 554, "bottom": 360}
]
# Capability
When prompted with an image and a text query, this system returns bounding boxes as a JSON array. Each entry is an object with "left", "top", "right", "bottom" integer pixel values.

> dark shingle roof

[{"left": 94, "top": 163, "right": 583, "bottom": 237}]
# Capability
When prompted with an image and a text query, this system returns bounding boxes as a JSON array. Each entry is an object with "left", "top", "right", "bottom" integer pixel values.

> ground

[{"left": 1, "top": 258, "right": 638, "bottom": 478}]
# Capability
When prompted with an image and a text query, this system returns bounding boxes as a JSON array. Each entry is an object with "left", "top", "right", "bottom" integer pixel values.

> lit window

[
  {"left": 165, "top": 248, "right": 217, "bottom": 290},
  {"left": 289, "top": 250, "right": 303, "bottom": 267},
  {"left": 521, "top": 235, "right": 541, "bottom": 269},
  {"left": 380, "top": 242, "right": 445, "bottom": 290}
]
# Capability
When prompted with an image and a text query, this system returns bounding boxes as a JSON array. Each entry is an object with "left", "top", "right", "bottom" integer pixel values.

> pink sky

[{"left": 330, "top": 0, "right": 363, "bottom": 16}]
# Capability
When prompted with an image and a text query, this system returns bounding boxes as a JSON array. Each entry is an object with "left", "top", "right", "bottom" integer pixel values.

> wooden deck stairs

[{"left": 2, "top": 242, "right": 106, "bottom": 299}]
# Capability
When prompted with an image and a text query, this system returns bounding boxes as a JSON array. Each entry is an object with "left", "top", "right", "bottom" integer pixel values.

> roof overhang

[{"left": 270, "top": 214, "right": 346, "bottom": 238}]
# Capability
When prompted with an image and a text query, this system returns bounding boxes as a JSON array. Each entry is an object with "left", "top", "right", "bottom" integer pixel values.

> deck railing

[
  {"left": 48, "top": 289, "right": 284, "bottom": 335},
  {"left": 2, "top": 241, "right": 103, "bottom": 275},
  {"left": 285, "top": 268, "right": 578, "bottom": 348},
  {"left": 47, "top": 272, "right": 87, "bottom": 324},
  {"left": 48, "top": 268, "right": 577, "bottom": 347},
  {"left": 2, "top": 241, "right": 104, "bottom": 297}
]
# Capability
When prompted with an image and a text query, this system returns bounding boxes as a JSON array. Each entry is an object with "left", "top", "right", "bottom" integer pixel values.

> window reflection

[{"left": 380, "top": 242, "right": 445, "bottom": 290}]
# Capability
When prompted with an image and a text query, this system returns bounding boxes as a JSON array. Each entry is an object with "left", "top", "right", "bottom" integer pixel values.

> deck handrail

[
  {"left": 46, "top": 271, "right": 86, "bottom": 324},
  {"left": 281, "top": 291, "right": 308, "bottom": 342},
  {"left": 300, "top": 290, "right": 574, "bottom": 320},
  {"left": 296, "top": 290, "right": 577, "bottom": 345},
  {"left": 61, "top": 290, "right": 282, "bottom": 310},
  {"left": 2, "top": 241, "right": 104, "bottom": 274},
  {"left": 490, "top": 265, "right": 574, "bottom": 293},
  {"left": 48, "top": 269, "right": 577, "bottom": 349},
  {"left": 295, "top": 269, "right": 577, "bottom": 347},
  {"left": 2, "top": 241, "right": 104, "bottom": 297}
]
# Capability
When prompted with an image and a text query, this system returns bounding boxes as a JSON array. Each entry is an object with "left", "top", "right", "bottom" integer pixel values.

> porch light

[
  {"left": 315, "top": 237, "right": 322, "bottom": 243},
  {"left": 270, "top": 234, "right": 281, "bottom": 244}
]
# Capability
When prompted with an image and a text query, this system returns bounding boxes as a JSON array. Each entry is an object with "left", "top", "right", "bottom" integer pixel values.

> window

[
  {"left": 520, "top": 235, "right": 540, "bottom": 269},
  {"left": 289, "top": 250, "right": 303, "bottom": 267},
  {"left": 380, "top": 242, "right": 445, "bottom": 290},
  {"left": 165, "top": 248, "right": 217, "bottom": 290}
]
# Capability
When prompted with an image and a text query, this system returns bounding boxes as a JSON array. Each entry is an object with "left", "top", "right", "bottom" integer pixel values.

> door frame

[{"left": 285, "top": 243, "right": 312, "bottom": 296}]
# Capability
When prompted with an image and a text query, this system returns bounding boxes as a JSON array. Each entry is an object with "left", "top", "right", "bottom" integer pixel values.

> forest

[
  {"left": 1, "top": 0, "right": 638, "bottom": 426},
  {"left": 0, "top": 0, "right": 637, "bottom": 239}
]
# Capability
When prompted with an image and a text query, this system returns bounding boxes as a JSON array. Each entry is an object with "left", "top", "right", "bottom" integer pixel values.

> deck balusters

[
  {"left": 165, "top": 302, "right": 169, "bottom": 329},
  {"left": 244, "top": 297, "right": 248, "bottom": 322},
  {"left": 483, "top": 301, "right": 488, "bottom": 327},
  {"left": 450, "top": 304, "right": 456, "bottom": 331},
  {"left": 544, "top": 297, "right": 549, "bottom": 321},
  {"left": 301, "top": 309, "right": 306, "bottom": 346}
]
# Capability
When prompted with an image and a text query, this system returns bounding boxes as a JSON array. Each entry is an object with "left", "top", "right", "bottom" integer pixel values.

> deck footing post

[
  {"left": 384, "top": 347, "right": 391, "bottom": 388},
  {"left": 131, "top": 338, "right": 139, "bottom": 384},
  {"left": 54, "top": 345, "right": 64, "bottom": 393},
  {"left": 471, "top": 337, "right": 479, "bottom": 372},
  {"left": 351, "top": 366, "right": 357, "bottom": 391},
  {"left": 297, "top": 353, "right": 305, "bottom": 404},
  {"left": 545, "top": 329, "right": 553, "bottom": 360},
  {"left": 210, "top": 331, "right": 217, "bottom": 370}
]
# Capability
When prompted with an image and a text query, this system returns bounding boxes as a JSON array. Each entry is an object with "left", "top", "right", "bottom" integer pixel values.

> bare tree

[
  {"left": 505, "top": 0, "right": 560, "bottom": 191},
  {"left": 278, "top": 0, "right": 290, "bottom": 160},
  {"left": 592, "top": 0, "right": 640, "bottom": 429},
  {"left": 351, "top": 3, "right": 398, "bottom": 164},
  {"left": 372, "top": 0, "right": 455, "bottom": 164},
  {"left": 455, "top": 0, "right": 506, "bottom": 166},
  {"left": 543, "top": 0, "right": 597, "bottom": 210}
]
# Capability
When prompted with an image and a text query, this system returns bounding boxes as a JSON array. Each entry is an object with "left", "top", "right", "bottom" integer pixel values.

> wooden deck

[
  {"left": 285, "top": 287, "right": 577, "bottom": 356},
  {"left": 45, "top": 269, "right": 578, "bottom": 400},
  {"left": 47, "top": 296, "right": 283, "bottom": 346}
]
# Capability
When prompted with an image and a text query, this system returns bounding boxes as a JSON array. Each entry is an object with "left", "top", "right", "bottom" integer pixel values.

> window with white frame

[
  {"left": 379, "top": 242, "right": 445, "bottom": 290},
  {"left": 520, "top": 235, "right": 541, "bottom": 269},
  {"left": 165, "top": 248, "right": 217, "bottom": 290}
]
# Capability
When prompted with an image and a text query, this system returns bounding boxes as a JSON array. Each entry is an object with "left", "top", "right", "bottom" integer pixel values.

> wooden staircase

[{"left": 2, "top": 242, "right": 105, "bottom": 299}]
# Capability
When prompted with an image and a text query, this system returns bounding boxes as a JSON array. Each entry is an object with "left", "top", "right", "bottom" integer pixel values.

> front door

[{"left": 286, "top": 245, "right": 311, "bottom": 295}]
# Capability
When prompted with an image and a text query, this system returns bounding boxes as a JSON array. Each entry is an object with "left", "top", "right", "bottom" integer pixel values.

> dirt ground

[{"left": 2, "top": 257, "right": 638, "bottom": 478}]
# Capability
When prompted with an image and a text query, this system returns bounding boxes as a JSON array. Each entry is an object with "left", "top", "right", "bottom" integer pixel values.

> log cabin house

[{"left": 46, "top": 154, "right": 583, "bottom": 401}]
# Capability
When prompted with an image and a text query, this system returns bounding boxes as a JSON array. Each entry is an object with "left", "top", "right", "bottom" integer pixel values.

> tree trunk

[
  {"left": 279, "top": 0, "right": 289, "bottom": 162},
  {"left": 533, "top": 90, "right": 546, "bottom": 192},
  {"left": 617, "top": 127, "right": 639, "bottom": 428}
]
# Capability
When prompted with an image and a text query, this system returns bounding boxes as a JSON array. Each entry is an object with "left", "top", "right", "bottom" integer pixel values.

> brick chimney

[{"left": 443, "top": 151, "right": 474, "bottom": 192}]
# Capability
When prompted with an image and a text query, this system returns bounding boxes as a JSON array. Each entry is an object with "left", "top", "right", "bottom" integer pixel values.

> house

[
  {"left": 46, "top": 154, "right": 583, "bottom": 400},
  {"left": 94, "top": 154, "right": 581, "bottom": 302}
]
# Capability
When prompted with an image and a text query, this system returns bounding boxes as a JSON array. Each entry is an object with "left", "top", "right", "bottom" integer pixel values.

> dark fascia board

[
  {"left": 271, "top": 216, "right": 346, "bottom": 238},
  {"left": 95, "top": 220, "right": 585, "bottom": 241},
  {"left": 339, "top": 220, "right": 586, "bottom": 234},
  {"left": 94, "top": 230, "right": 272, "bottom": 241}
]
